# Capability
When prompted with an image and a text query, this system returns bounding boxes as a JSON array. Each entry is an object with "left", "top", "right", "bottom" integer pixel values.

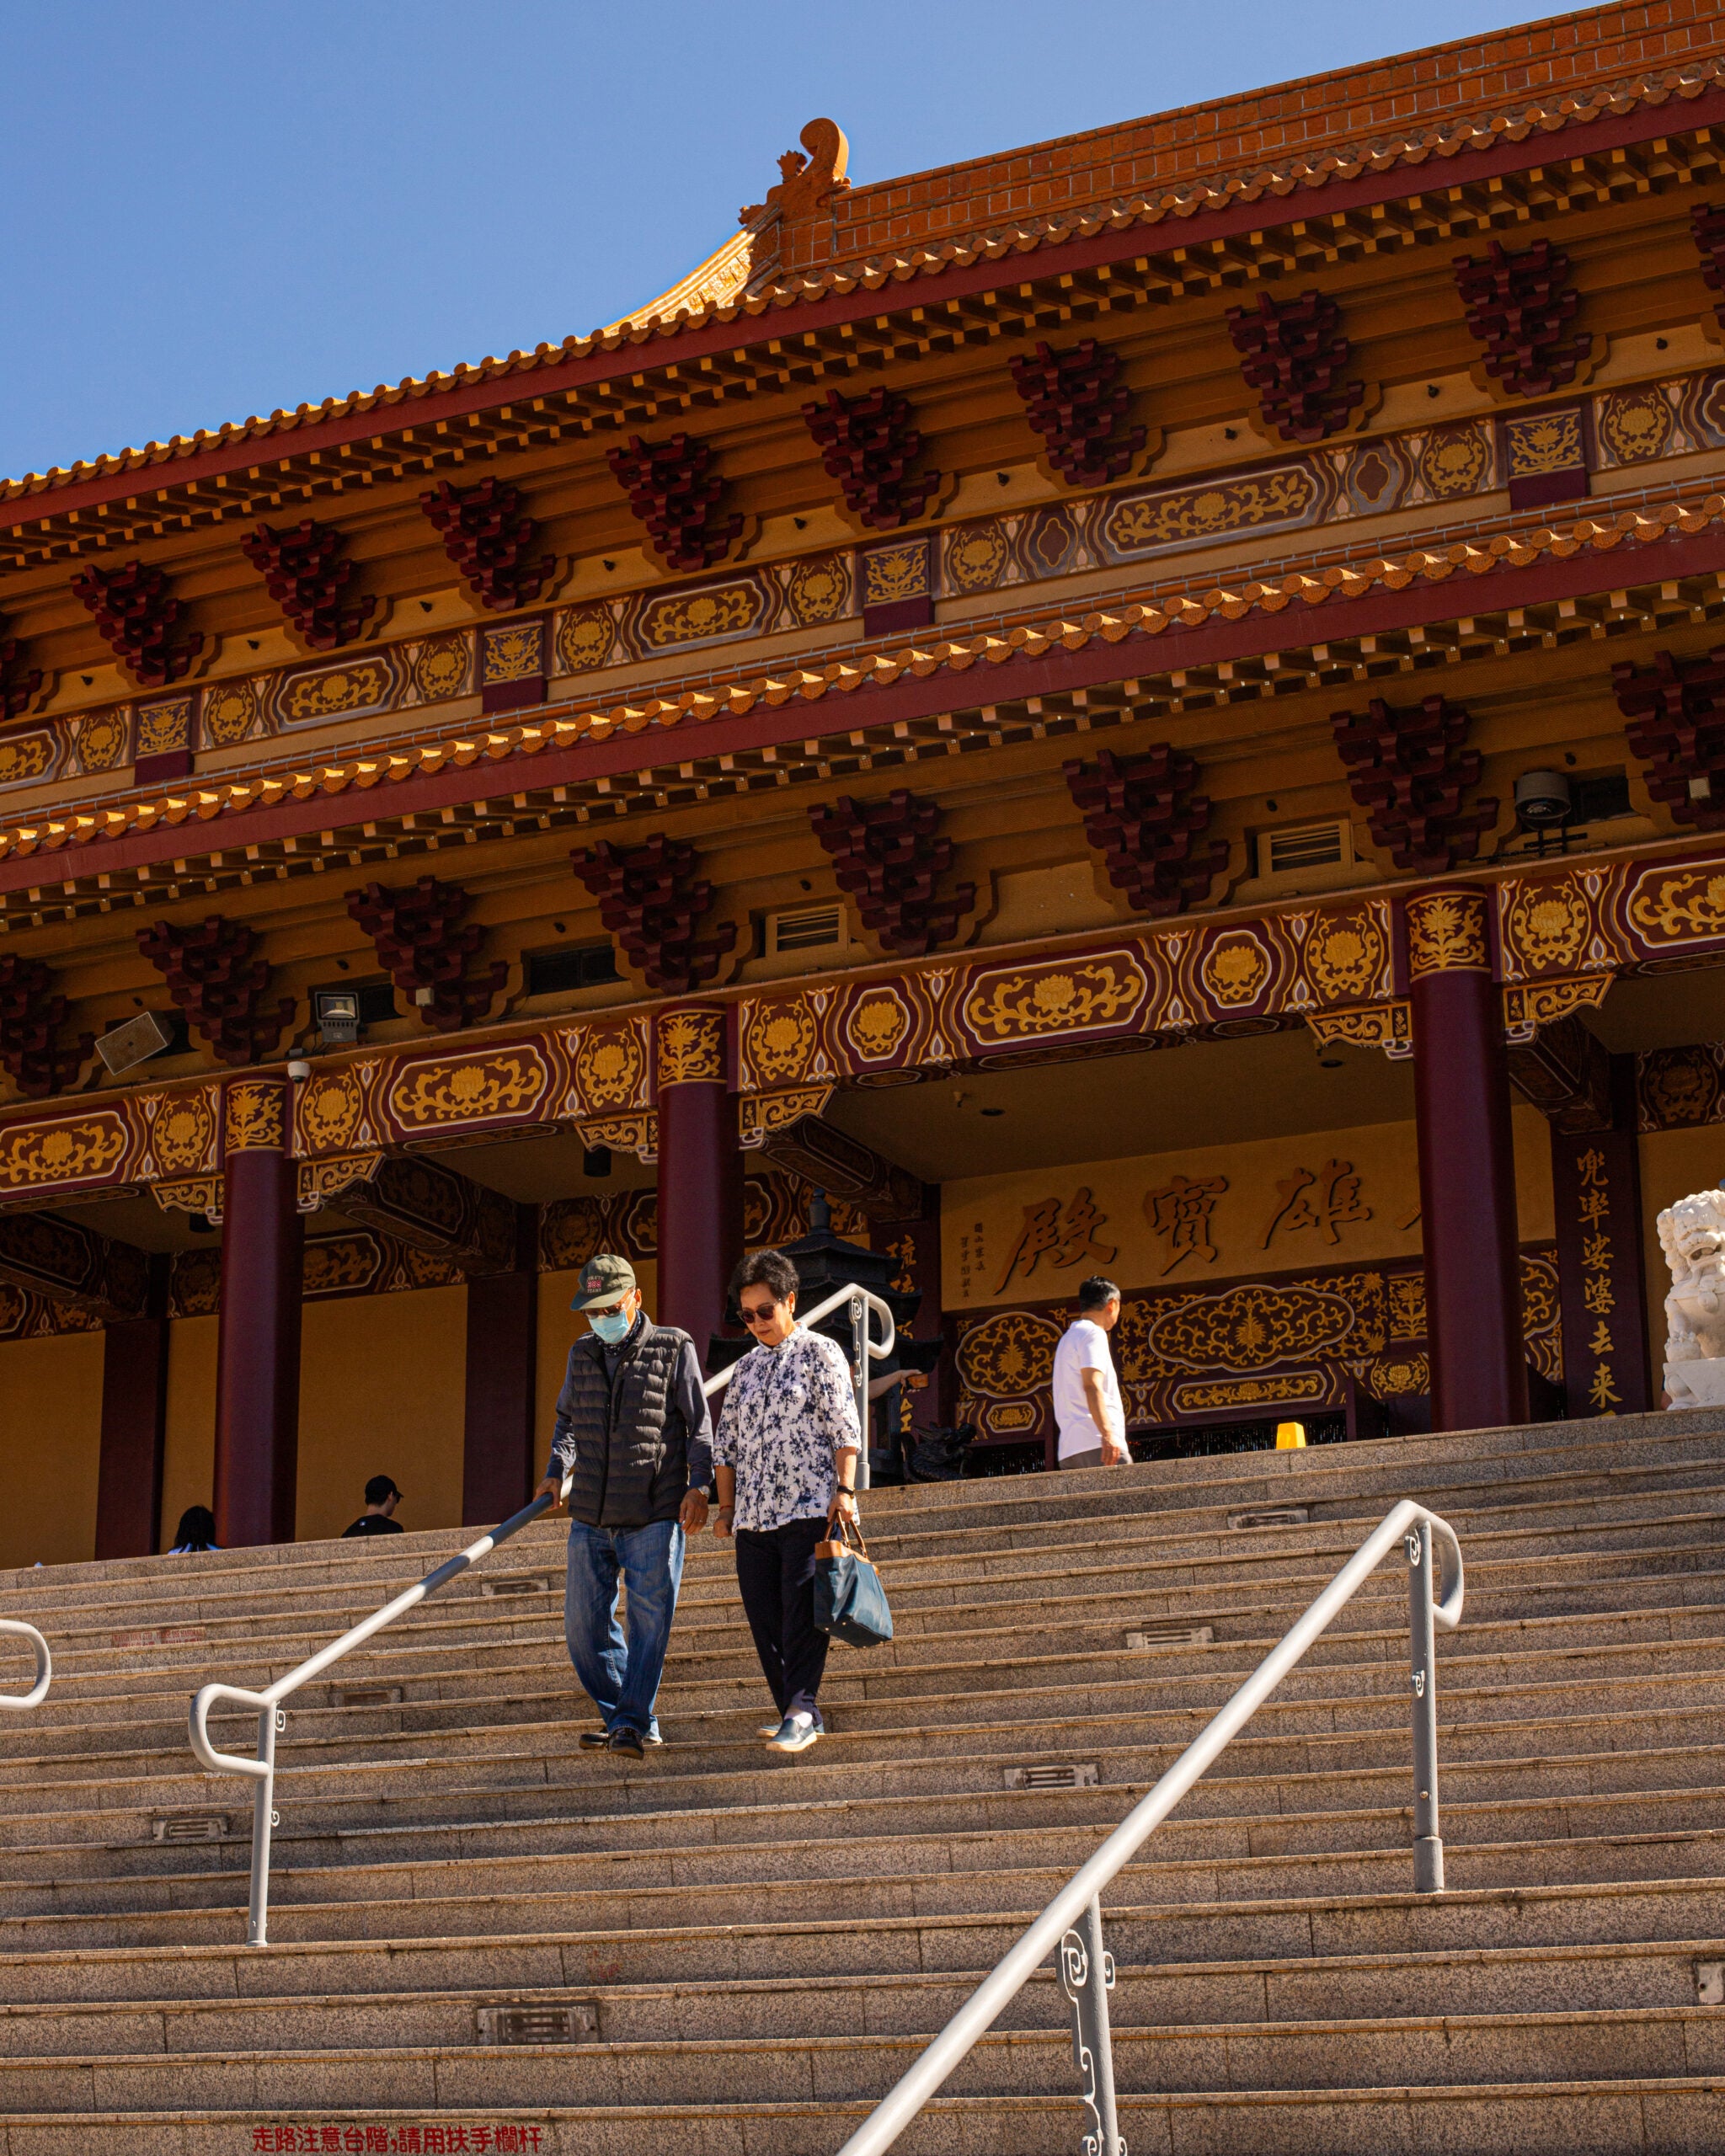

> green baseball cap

[{"left": 570, "top": 1252, "right": 637, "bottom": 1311}]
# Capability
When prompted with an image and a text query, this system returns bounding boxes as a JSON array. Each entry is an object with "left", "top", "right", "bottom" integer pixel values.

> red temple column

[
  {"left": 1407, "top": 889, "right": 1529, "bottom": 1432},
  {"left": 94, "top": 1254, "right": 170, "bottom": 1559},
  {"left": 654, "top": 1006, "right": 741, "bottom": 1369},
  {"left": 213, "top": 1077, "right": 304, "bottom": 1547},
  {"left": 462, "top": 1203, "right": 540, "bottom": 1524}
]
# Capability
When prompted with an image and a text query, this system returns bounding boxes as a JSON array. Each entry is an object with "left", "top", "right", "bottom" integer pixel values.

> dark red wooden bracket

[
  {"left": 606, "top": 435, "right": 743, "bottom": 574},
  {"left": 1008, "top": 337, "right": 1146, "bottom": 486},
  {"left": 0, "top": 955, "right": 91, "bottom": 1098},
  {"left": 1615, "top": 645, "right": 1725, "bottom": 833},
  {"left": 803, "top": 388, "right": 944, "bottom": 529},
  {"left": 1453, "top": 239, "right": 1589, "bottom": 400},
  {"left": 136, "top": 915, "right": 294, "bottom": 1067},
  {"left": 569, "top": 833, "right": 736, "bottom": 992},
  {"left": 1331, "top": 692, "right": 1498, "bottom": 872},
  {"left": 808, "top": 787, "right": 975, "bottom": 956},
  {"left": 420, "top": 479, "right": 556, "bottom": 611},
  {"left": 1225, "top": 290, "right": 1365, "bottom": 445},
  {"left": 1065, "top": 746, "right": 1227, "bottom": 915},
  {"left": 241, "top": 520, "right": 375, "bottom": 650},
  {"left": 70, "top": 560, "right": 201, "bottom": 689},
  {"left": 347, "top": 875, "right": 509, "bottom": 1033}
]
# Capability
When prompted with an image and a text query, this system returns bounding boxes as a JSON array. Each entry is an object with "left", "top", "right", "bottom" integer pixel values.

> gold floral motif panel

[
  {"left": 134, "top": 698, "right": 192, "bottom": 758},
  {"left": 1503, "top": 408, "right": 1584, "bottom": 483},
  {"left": 569, "top": 1021, "right": 649, "bottom": 1113},
  {"left": 147, "top": 1087, "right": 219, "bottom": 1177},
  {"left": 293, "top": 1064, "right": 374, "bottom": 1157},
  {"left": 1196, "top": 928, "right": 1276, "bottom": 1011},
  {"left": 634, "top": 577, "right": 772, "bottom": 653},
  {"left": 1300, "top": 904, "right": 1393, "bottom": 1006},
  {"left": 1406, "top": 891, "right": 1489, "bottom": 977},
  {"left": 785, "top": 554, "right": 851, "bottom": 627},
  {"left": 72, "top": 708, "right": 129, "bottom": 772},
  {"left": 275, "top": 654, "right": 398, "bottom": 728},
  {"left": 0, "top": 731, "right": 58, "bottom": 791},
  {"left": 1498, "top": 872, "right": 1599, "bottom": 979},
  {"left": 655, "top": 1006, "right": 725, "bottom": 1086},
  {"left": 480, "top": 620, "right": 545, "bottom": 686},
  {"left": 1418, "top": 424, "right": 1491, "bottom": 497},
  {"left": 0, "top": 1111, "right": 134, "bottom": 1197},
  {"left": 224, "top": 1080, "right": 287, "bottom": 1152},
  {"left": 740, "top": 996, "right": 820, "bottom": 1090},
  {"left": 1101, "top": 463, "right": 1323, "bottom": 555},
  {"left": 1172, "top": 1372, "right": 1329, "bottom": 1414},
  {"left": 385, "top": 1045, "right": 551, "bottom": 1135},
  {"left": 1621, "top": 864, "right": 1725, "bottom": 956},
  {"left": 1596, "top": 385, "right": 1674, "bottom": 466},
  {"left": 943, "top": 520, "right": 1011, "bottom": 595},
  {"left": 200, "top": 679, "right": 261, "bottom": 747},
  {"left": 409, "top": 636, "right": 473, "bottom": 704},
  {"left": 959, "top": 951, "right": 1149, "bottom": 1049},
  {"left": 556, "top": 605, "right": 617, "bottom": 675},
  {"left": 860, "top": 539, "right": 930, "bottom": 610}
]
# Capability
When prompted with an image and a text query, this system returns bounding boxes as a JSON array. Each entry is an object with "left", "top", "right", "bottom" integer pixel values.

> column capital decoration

[
  {"left": 224, "top": 1077, "right": 288, "bottom": 1153},
  {"left": 1406, "top": 890, "right": 1491, "bottom": 979},
  {"left": 1306, "top": 1004, "right": 1413, "bottom": 1060},
  {"left": 654, "top": 1005, "right": 727, "bottom": 1087}
]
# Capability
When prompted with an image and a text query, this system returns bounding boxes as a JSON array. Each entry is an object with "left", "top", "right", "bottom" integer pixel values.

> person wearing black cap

[
  {"left": 532, "top": 1252, "right": 713, "bottom": 1759},
  {"left": 342, "top": 1476, "right": 405, "bottom": 1536}
]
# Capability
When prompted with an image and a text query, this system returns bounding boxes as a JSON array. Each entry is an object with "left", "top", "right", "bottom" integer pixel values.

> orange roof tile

[{"left": 2, "top": 3, "right": 1721, "bottom": 504}]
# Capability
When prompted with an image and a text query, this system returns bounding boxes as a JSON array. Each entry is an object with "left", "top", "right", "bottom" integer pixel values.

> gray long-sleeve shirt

[{"left": 542, "top": 1314, "right": 713, "bottom": 1494}]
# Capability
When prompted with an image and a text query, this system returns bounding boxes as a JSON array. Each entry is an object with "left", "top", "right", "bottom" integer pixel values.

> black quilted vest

[{"left": 560, "top": 1320, "right": 691, "bottom": 1529}]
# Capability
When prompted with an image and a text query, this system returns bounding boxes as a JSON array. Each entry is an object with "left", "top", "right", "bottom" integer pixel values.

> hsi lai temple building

[{"left": 5, "top": 2, "right": 1725, "bottom": 1565}]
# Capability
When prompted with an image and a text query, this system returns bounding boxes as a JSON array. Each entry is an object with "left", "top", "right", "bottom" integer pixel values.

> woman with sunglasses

[{"left": 711, "top": 1248, "right": 861, "bottom": 1754}]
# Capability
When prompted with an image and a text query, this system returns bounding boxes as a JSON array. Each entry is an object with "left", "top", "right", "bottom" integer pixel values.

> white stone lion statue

[{"left": 1659, "top": 1189, "right": 1725, "bottom": 1407}]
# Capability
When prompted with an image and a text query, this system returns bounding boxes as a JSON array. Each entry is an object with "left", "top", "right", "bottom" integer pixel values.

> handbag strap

[{"left": 831, "top": 1511, "right": 873, "bottom": 1563}]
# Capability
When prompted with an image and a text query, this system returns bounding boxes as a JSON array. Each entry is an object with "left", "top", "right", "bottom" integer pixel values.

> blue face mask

[{"left": 588, "top": 1304, "right": 633, "bottom": 1345}]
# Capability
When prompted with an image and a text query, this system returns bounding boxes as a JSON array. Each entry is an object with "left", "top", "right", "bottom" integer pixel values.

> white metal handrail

[
  {"left": 190, "top": 1280, "right": 895, "bottom": 1946},
  {"left": 0, "top": 1620, "right": 51, "bottom": 1710},
  {"left": 836, "top": 1498, "right": 1464, "bottom": 2156}
]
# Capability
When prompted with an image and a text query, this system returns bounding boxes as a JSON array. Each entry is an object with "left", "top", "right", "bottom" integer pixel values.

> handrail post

[
  {"left": 1058, "top": 1895, "right": 1124, "bottom": 2156},
  {"left": 1407, "top": 1517, "right": 1445, "bottom": 1893},
  {"left": 247, "top": 1702, "right": 280, "bottom": 1947},
  {"left": 850, "top": 1289, "right": 872, "bottom": 1492}
]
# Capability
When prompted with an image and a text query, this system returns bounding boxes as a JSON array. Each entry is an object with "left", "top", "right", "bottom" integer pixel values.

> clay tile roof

[{"left": 3, "top": 2, "right": 1721, "bottom": 499}]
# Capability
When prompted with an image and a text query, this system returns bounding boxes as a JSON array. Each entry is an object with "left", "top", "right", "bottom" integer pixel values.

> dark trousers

[{"left": 734, "top": 1514, "right": 830, "bottom": 1724}]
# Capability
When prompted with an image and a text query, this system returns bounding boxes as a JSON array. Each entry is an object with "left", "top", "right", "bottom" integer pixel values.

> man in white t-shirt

[{"left": 1051, "top": 1275, "right": 1130, "bottom": 1469}]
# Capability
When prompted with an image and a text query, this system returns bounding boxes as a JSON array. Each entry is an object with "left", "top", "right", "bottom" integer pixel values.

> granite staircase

[{"left": 0, "top": 1408, "right": 1722, "bottom": 2153}]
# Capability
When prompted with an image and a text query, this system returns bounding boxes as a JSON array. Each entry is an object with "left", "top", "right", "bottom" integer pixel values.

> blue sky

[{"left": 1, "top": 0, "right": 1568, "bottom": 482}]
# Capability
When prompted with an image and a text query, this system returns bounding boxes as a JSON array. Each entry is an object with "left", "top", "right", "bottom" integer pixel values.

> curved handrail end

[{"left": 0, "top": 1618, "right": 51, "bottom": 1711}]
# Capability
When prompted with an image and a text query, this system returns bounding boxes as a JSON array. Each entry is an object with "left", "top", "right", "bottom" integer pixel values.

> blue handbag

[{"left": 814, "top": 1517, "right": 894, "bottom": 1647}]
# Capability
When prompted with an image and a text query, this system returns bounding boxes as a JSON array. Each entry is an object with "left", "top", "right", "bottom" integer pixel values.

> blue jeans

[{"left": 563, "top": 1517, "right": 685, "bottom": 1739}]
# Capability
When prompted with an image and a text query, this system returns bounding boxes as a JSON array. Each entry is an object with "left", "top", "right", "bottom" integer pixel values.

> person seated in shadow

[
  {"left": 167, "top": 1505, "right": 219, "bottom": 1554},
  {"left": 341, "top": 1476, "right": 405, "bottom": 1537}
]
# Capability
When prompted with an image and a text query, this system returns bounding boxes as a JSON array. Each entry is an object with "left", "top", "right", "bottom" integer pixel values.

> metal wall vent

[
  {"left": 1227, "top": 1508, "right": 1310, "bottom": 1530},
  {"left": 337, "top": 1685, "right": 403, "bottom": 1709},
  {"left": 1259, "top": 819, "right": 1349, "bottom": 877},
  {"left": 1005, "top": 1763, "right": 1099, "bottom": 1791},
  {"left": 1126, "top": 1625, "right": 1215, "bottom": 1652},
  {"left": 482, "top": 1576, "right": 550, "bottom": 1598},
  {"left": 151, "top": 1813, "right": 227, "bottom": 1842},
  {"left": 476, "top": 2003, "right": 597, "bottom": 2045}
]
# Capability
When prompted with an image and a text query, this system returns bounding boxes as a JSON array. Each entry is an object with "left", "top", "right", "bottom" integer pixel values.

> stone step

[
  {"left": 20, "top": 1474, "right": 1725, "bottom": 1650},
  {"left": 4, "top": 1699, "right": 1722, "bottom": 1847},
  {"left": 17, "top": 1630, "right": 1723, "bottom": 1792},
  {"left": 3, "top": 1775, "right": 1720, "bottom": 1914},
  {"left": 0, "top": 1999, "right": 1721, "bottom": 2112},
  {"left": 9, "top": 2080, "right": 1721, "bottom": 2156},
  {"left": 28, "top": 1503, "right": 1725, "bottom": 1657},
  {"left": 0, "top": 1935, "right": 1713, "bottom": 2057},
  {"left": 1, "top": 1871, "right": 1718, "bottom": 2004},
  {"left": 15, "top": 1634, "right": 1724, "bottom": 1764},
  {"left": 0, "top": 1820, "right": 1718, "bottom": 1952},
  {"left": 3, "top": 1731, "right": 1714, "bottom": 1869},
  {"left": 7, "top": 1664, "right": 1724, "bottom": 1797},
  {"left": 22, "top": 1548, "right": 1725, "bottom": 1713},
  {"left": 4, "top": 1410, "right": 1720, "bottom": 1625}
]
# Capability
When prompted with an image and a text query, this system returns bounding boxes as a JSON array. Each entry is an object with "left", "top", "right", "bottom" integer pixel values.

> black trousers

[{"left": 734, "top": 1514, "right": 830, "bottom": 1724}]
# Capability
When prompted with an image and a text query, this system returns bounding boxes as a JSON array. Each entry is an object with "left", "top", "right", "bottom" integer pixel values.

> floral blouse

[{"left": 712, "top": 1326, "right": 862, "bottom": 1532}]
